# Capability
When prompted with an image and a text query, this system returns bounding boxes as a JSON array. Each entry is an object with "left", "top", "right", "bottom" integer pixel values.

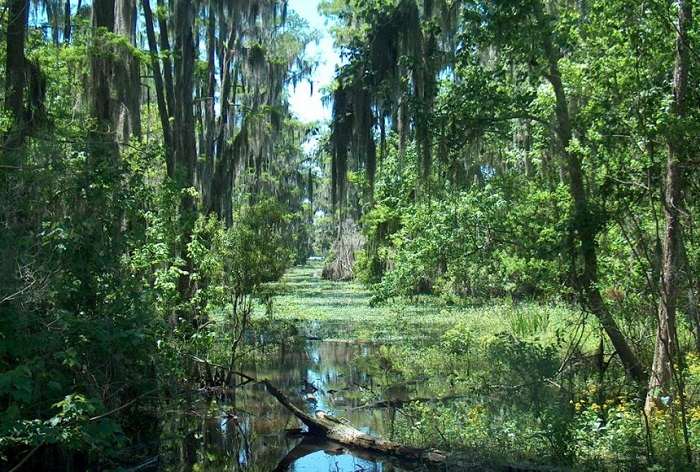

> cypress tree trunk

[
  {"left": 645, "top": 0, "right": 692, "bottom": 412},
  {"left": 157, "top": 0, "right": 176, "bottom": 123},
  {"left": 417, "top": 24, "right": 436, "bottom": 192},
  {"left": 201, "top": 6, "right": 217, "bottom": 210},
  {"left": 83, "top": 0, "right": 121, "bottom": 312},
  {"left": 3, "top": 0, "right": 29, "bottom": 151},
  {"left": 173, "top": 0, "right": 198, "bottom": 310},
  {"left": 90, "top": 0, "right": 115, "bottom": 140},
  {"left": 114, "top": 0, "right": 142, "bottom": 142},
  {"left": 46, "top": 0, "right": 59, "bottom": 45},
  {"left": 173, "top": 0, "right": 196, "bottom": 204},
  {"left": 209, "top": 25, "right": 238, "bottom": 222}
]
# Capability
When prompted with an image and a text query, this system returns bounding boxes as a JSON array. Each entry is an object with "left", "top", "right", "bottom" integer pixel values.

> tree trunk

[
  {"left": 63, "top": 0, "right": 72, "bottom": 43},
  {"left": 90, "top": 0, "right": 115, "bottom": 137},
  {"left": 397, "top": 91, "right": 409, "bottom": 163},
  {"left": 156, "top": 0, "right": 176, "bottom": 122},
  {"left": 536, "top": 2, "right": 644, "bottom": 383},
  {"left": 114, "top": 0, "right": 141, "bottom": 142},
  {"left": 201, "top": 6, "right": 217, "bottom": 210},
  {"left": 690, "top": 282, "right": 700, "bottom": 354},
  {"left": 46, "top": 0, "right": 59, "bottom": 45},
  {"left": 173, "top": 0, "right": 198, "bottom": 308},
  {"left": 172, "top": 0, "right": 196, "bottom": 197},
  {"left": 645, "top": 0, "right": 692, "bottom": 413},
  {"left": 3, "top": 0, "right": 29, "bottom": 151},
  {"left": 141, "top": 0, "right": 174, "bottom": 176},
  {"left": 417, "top": 23, "right": 436, "bottom": 192},
  {"left": 209, "top": 24, "right": 238, "bottom": 221}
]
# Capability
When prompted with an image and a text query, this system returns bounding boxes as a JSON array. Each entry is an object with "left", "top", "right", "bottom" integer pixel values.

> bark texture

[
  {"left": 90, "top": 0, "right": 115, "bottom": 136},
  {"left": 172, "top": 0, "right": 197, "bottom": 307},
  {"left": 156, "top": 0, "right": 176, "bottom": 125},
  {"left": 63, "top": 0, "right": 72, "bottom": 43},
  {"left": 208, "top": 21, "right": 239, "bottom": 223},
  {"left": 114, "top": 0, "right": 142, "bottom": 142}
]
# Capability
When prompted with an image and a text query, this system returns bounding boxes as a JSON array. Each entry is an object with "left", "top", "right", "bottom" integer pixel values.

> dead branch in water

[{"left": 261, "top": 379, "right": 447, "bottom": 464}]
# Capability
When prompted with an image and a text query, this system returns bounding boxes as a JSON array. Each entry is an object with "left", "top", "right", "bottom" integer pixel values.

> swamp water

[{"left": 158, "top": 338, "right": 431, "bottom": 471}]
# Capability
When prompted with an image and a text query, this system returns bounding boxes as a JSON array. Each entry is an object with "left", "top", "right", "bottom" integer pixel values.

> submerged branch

[{"left": 261, "top": 379, "right": 448, "bottom": 464}]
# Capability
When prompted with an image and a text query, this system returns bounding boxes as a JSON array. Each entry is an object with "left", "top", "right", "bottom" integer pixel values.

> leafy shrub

[{"left": 366, "top": 176, "right": 570, "bottom": 303}]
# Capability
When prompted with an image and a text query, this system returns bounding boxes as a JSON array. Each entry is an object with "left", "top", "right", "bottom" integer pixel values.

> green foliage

[
  {"left": 3, "top": 0, "right": 700, "bottom": 469},
  {"left": 364, "top": 161, "right": 571, "bottom": 302},
  {"left": 0, "top": 393, "right": 124, "bottom": 457},
  {"left": 191, "top": 199, "right": 294, "bottom": 299},
  {"left": 0, "top": 139, "right": 162, "bottom": 464},
  {"left": 0, "top": 9, "right": 309, "bottom": 467}
]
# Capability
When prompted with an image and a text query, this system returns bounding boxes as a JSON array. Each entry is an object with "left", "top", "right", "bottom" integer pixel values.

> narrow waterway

[{"left": 154, "top": 260, "right": 441, "bottom": 471}]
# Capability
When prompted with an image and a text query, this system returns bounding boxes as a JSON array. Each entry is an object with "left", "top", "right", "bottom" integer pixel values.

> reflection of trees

[
  {"left": 161, "top": 339, "right": 403, "bottom": 470},
  {"left": 272, "top": 436, "right": 415, "bottom": 471},
  {"left": 166, "top": 400, "right": 294, "bottom": 470}
]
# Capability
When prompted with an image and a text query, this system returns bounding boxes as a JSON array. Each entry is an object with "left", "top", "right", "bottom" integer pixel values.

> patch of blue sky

[{"left": 287, "top": 0, "right": 341, "bottom": 126}]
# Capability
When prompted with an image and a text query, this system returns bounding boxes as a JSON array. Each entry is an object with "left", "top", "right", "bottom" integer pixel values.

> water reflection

[{"left": 159, "top": 339, "right": 416, "bottom": 471}]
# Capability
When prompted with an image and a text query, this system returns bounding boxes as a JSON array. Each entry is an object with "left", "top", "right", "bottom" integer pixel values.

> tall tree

[
  {"left": 646, "top": 0, "right": 693, "bottom": 411},
  {"left": 172, "top": 0, "right": 198, "bottom": 308},
  {"left": 90, "top": 0, "right": 116, "bottom": 141},
  {"left": 63, "top": 0, "right": 72, "bottom": 42},
  {"left": 532, "top": 0, "right": 644, "bottom": 383}
]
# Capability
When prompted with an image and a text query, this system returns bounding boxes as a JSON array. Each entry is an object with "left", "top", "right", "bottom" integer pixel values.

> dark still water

[{"left": 158, "top": 340, "right": 424, "bottom": 471}]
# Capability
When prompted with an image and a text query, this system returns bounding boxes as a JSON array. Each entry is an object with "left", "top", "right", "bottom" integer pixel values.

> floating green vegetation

[{"left": 259, "top": 260, "right": 595, "bottom": 350}]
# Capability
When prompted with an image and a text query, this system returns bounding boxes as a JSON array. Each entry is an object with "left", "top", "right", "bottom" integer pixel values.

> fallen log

[{"left": 262, "top": 379, "right": 447, "bottom": 464}]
